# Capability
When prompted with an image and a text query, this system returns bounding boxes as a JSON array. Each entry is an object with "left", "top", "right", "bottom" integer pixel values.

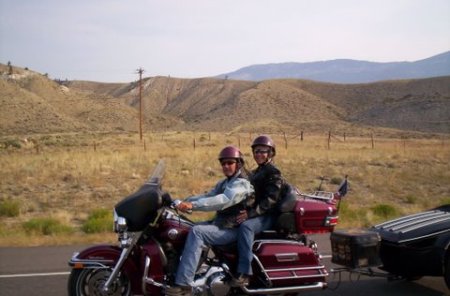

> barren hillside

[{"left": 1, "top": 63, "right": 449, "bottom": 136}]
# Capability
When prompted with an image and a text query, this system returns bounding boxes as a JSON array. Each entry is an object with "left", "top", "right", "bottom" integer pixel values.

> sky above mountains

[{"left": 1, "top": 0, "right": 449, "bottom": 83}]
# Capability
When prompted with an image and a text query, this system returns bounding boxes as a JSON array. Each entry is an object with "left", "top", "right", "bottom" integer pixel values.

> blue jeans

[
  {"left": 175, "top": 223, "right": 238, "bottom": 286},
  {"left": 237, "top": 214, "right": 276, "bottom": 275}
]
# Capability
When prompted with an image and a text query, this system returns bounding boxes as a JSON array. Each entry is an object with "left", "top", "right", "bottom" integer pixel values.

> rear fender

[{"left": 68, "top": 244, "right": 142, "bottom": 293}]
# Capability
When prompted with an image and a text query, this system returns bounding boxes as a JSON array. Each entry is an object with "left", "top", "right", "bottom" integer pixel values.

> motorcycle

[{"left": 68, "top": 160, "right": 347, "bottom": 295}]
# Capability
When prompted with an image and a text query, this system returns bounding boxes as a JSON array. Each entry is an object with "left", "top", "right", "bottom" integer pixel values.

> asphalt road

[{"left": 0, "top": 235, "right": 448, "bottom": 296}]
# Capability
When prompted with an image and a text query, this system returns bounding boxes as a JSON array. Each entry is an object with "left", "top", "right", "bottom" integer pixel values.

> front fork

[{"left": 102, "top": 233, "right": 141, "bottom": 293}]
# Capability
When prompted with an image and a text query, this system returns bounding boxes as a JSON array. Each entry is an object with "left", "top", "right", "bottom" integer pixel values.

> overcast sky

[{"left": 1, "top": 0, "right": 449, "bottom": 82}]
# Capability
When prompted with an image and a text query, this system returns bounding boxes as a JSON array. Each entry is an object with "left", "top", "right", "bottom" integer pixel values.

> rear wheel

[{"left": 68, "top": 268, "right": 132, "bottom": 296}]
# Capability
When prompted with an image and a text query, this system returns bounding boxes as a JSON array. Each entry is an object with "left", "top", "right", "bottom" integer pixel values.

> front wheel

[{"left": 68, "top": 268, "right": 132, "bottom": 296}]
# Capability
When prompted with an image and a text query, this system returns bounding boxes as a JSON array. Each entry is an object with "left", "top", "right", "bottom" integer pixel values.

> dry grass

[{"left": 0, "top": 131, "right": 449, "bottom": 246}]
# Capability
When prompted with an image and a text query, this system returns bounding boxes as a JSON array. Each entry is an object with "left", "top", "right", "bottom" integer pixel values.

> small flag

[{"left": 338, "top": 176, "right": 348, "bottom": 197}]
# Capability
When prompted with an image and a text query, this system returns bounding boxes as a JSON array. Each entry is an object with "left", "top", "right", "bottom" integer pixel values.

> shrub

[
  {"left": 440, "top": 197, "right": 450, "bottom": 205},
  {"left": 330, "top": 176, "right": 343, "bottom": 185},
  {"left": 1, "top": 139, "right": 21, "bottom": 149},
  {"left": 338, "top": 203, "right": 371, "bottom": 228},
  {"left": 404, "top": 195, "right": 417, "bottom": 204},
  {"left": 81, "top": 208, "right": 113, "bottom": 234},
  {"left": 0, "top": 200, "right": 20, "bottom": 217},
  {"left": 372, "top": 204, "right": 397, "bottom": 219},
  {"left": 22, "top": 218, "right": 73, "bottom": 235}
]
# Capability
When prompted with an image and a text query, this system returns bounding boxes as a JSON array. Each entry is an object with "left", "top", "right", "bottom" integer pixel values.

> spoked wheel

[{"left": 68, "top": 268, "right": 132, "bottom": 296}]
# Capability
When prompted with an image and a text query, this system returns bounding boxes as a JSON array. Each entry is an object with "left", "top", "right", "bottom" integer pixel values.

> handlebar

[{"left": 172, "top": 200, "right": 193, "bottom": 214}]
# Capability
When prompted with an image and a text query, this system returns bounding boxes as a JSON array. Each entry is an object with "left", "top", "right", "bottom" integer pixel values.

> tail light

[{"left": 325, "top": 215, "right": 339, "bottom": 226}]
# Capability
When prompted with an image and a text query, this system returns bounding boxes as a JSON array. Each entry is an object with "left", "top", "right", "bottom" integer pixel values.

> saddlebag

[
  {"left": 252, "top": 240, "right": 327, "bottom": 287},
  {"left": 330, "top": 229, "right": 381, "bottom": 269}
]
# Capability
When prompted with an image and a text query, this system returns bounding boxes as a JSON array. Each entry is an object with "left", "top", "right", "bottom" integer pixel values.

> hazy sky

[{"left": 1, "top": 0, "right": 449, "bottom": 82}]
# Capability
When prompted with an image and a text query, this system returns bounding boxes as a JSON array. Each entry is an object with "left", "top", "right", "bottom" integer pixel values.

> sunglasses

[
  {"left": 253, "top": 149, "right": 270, "bottom": 154},
  {"left": 221, "top": 160, "right": 237, "bottom": 166}
]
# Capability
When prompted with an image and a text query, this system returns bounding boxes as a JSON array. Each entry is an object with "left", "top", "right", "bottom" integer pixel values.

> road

[{"left": 0, "top": 236, "right": 448, "bottom": 296}]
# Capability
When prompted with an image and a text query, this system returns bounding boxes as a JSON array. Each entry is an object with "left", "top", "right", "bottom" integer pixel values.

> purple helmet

[
  {"left": 218, "top": 145, "right": 243, "bottom": 162},
  {"left": 251, "top": 135, "right": 276, "bottom": 156}
]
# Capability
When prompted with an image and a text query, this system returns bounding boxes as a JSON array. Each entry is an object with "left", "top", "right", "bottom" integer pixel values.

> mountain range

[
  {"left": 217, "top": 51, "right": 450, "bottom": 84},
  {"left": 0, "top": 62, "right": 449, "bottom": 137}
]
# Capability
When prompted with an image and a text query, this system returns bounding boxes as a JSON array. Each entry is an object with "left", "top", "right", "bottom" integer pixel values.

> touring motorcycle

[{"left": 68, "top": 160, "right": 347, "bottom": 295}]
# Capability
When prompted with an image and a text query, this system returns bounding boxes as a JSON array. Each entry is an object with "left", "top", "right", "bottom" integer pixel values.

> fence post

[
  {"left": 371, "top": 133, "right": 374, "bottom": 149},
  {"left": 93, "top": 141, "right": 97, "bottom": 152},
  {"left": 193, "top": 138, "right": 196, "bottom": 150},
  {"left": 402, "top": 137, "right": 406, "bottom": 153},
  {"left": 327, "top": 131, "right": 331, "bottom": 150},
  {"left": 344, "top": 132, "right": 346, "bottom": 142},
  {"left": 300, "top": 131, "right": 303, "bottom": 141},
  {"left": 283, "top": 132, "right": 288, "bottom": 150}
]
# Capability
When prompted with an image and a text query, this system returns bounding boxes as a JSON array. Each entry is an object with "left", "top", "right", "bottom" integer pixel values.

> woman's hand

[{"left": 236, "top": 210, "right": 248, "bottom": 224}]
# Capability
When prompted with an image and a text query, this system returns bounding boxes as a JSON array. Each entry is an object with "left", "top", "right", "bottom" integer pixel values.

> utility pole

[{"left": 136, "top": 67, "right": 144, "bottom": 141}]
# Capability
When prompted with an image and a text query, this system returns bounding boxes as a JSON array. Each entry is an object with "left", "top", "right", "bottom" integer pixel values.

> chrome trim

[
  {"left": 268, "top": 273, "right": 327, "bottom": 281},
  {"left": 375, "top": 210, "right": 447, "bottom": 230},
  {"left": 397, "top": 228, "right": 450, "bottom": 244},
  {"left": 102, "top": 231, "right": 142, "bottom": 292},
  {"left": 253, "top": 240, "right": 306, "bottom": 252},
  {"left": 301, "top": 191, "right": 334, "bottom": 202},
  {"left": 143, "top": 256, "right": 164, "bottom": 292},
  {"left": 68, "top": 258, "right": 112, "bottom": 269},
  {"left": 275, "top": 253, "right": 299, "bottom": 262},
  {"left": 398, "top": 216, "right": 450, "bottom": 233},
  {"left": 241, "top": 281, "right": 326, "bottom": 294},
  {"left": 251, "top": 240, "right": 327, "bottom": 288},
  {"left": 252, "top": 255, "right": 271, "bottom": 286},
  {"left": 264, "top": 265, "right": 328, "bottom": 280},
  {"left": 68, "top": 252, "right": 114, "bottom": 268}
]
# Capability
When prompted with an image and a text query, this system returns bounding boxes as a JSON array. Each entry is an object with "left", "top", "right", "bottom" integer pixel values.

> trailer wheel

[{"left": 444, "top": 253, "right": 450, "bottom": 289}]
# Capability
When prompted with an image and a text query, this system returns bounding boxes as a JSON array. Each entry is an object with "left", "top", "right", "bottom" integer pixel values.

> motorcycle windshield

[{"left": 115, "top": 160, "right": 166, "bottom": 231}]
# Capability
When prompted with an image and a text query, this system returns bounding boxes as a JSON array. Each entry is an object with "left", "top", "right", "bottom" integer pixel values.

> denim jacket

[{"left": 185, "top": 170, "right": 254, "bottom": 228}]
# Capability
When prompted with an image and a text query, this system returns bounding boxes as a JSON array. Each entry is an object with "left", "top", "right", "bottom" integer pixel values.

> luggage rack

[{"left": 301, "top": 191, "right": 335, "bottom": 202}]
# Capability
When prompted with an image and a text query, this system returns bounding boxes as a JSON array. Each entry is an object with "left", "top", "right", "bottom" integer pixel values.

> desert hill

[
  {"left": 1, "top": 63, "right": 449, "bottom": 136},
  {"left": 219, "top": 50, "right": 450, "bottom": 83}
]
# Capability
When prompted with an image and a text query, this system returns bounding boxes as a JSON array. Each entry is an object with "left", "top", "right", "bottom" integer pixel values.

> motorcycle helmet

[
  {"left": 218, "top": 146, "right": 244, "bottom": 164},
  {"left": 251, "top": 135, "right": 276, "bottom": 157}
]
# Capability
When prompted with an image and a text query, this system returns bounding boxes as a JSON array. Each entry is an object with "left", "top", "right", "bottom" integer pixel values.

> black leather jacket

[{"left": 247, "top": 161, "right": 284, "bottom": 218}]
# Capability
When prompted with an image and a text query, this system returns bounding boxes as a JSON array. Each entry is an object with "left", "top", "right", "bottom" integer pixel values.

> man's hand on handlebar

[{"left": 176, "top": 201, "right": 193, "bottom": 213}]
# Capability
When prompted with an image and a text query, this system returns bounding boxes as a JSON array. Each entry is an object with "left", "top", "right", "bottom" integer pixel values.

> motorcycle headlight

[{"left": 113, "top": 209, "right": 127, "bottom": 233}]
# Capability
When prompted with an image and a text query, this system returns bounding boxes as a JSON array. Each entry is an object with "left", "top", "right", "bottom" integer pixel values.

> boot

[
  {"left": 165, "top": 284, "right": 192, "bottom": 296},
  {"left": 229, "top": 273, "right": 250, "bottom": 287}
]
